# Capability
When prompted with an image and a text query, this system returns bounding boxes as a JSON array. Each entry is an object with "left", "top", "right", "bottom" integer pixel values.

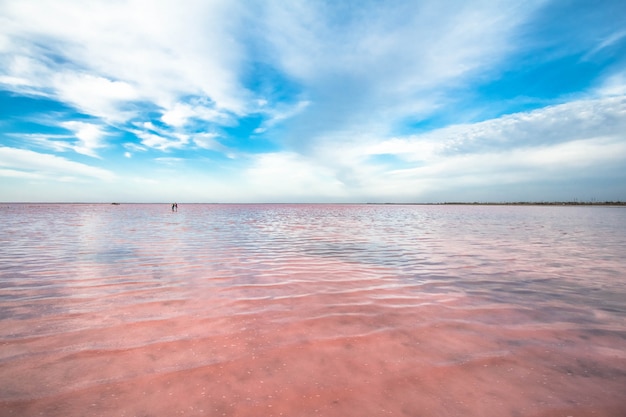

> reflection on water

[{"left": 1, "top": 203, "right": 625, "bottom": 416}]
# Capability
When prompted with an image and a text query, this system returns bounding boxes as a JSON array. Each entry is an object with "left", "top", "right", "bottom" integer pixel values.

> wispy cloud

[
  {"left": 1, "top": 0, "right": 542, "bottom": 147},
  {"left": 1, "top": 0, "right": 625, "bottom": 202},
  {"left": 12, "top": 133, "right": 75, "bottom": 153},
  {"left": 154, "top": 157, "right": 185, "bottom": 166},
  {"left": 10, "top": 121, "right": 110, "bottom": 158},
  {"left": 0, "top": 0, "right": 253, "bottom": 124},
  {"left": 271, "top": 94, "right": 626, "bottom": 201},
  {"left": 193, "top": 133, "right": 231, "bottom": 155},
  {"left": 60, "top": 121, "right": 108, "bottom": 157},
  {"left": 133, "top": 131, "right": 189, "bottom": 152},
  {"left": 0, "top": 146, "right": 116, "bottom": 181},
  {"left": 366, "top": 96, "right": 626, "bottom": 162},
  {"left": 245, "top": 152, "right": 346, "bottom": 201},
  {"left": 585, "top": 30, "right": 626, "bottom": 58},
  {"left": 53, "top": 73, "right": 139, "bottom": 123}
]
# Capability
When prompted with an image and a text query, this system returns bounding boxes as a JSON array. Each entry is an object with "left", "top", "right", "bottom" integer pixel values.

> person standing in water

[{"left": 171, "top": 202, "right": 178, "bottom": 212}]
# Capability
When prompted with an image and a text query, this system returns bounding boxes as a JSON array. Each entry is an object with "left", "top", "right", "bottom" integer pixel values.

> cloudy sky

[{"left": 1, "top": 0, "right": 625, "bottom": 203}]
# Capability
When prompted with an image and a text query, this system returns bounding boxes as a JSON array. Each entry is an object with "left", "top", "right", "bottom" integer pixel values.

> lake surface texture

[{"left": 1, "top": 203, "right": 625, "bottom": 417}]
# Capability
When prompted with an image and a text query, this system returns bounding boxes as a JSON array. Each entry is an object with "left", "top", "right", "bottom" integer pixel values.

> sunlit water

[{"left": 1, "top": 203, "right": 625, "bottom": 417}]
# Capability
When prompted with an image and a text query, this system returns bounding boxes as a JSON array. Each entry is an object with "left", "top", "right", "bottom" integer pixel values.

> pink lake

[{"left": 1, "top": 203, "right": 625, "bottom": 416}]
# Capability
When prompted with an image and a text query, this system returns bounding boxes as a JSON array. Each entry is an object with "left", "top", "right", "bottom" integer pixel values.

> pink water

[{"left": 1, "top": 203, "right": 625, "bottom": 417}]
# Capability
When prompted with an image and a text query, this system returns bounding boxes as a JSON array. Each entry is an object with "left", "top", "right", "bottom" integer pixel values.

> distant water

[{"left": 1, "top": 203, "right": 625, "bottom": 417}]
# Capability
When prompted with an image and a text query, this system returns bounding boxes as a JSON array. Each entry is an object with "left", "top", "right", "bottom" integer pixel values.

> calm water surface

[{"left": 1, "top": 203, "right": 625, "bottom": 417}]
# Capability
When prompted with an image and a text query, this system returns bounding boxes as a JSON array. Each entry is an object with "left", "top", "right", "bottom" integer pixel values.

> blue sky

[{"left": 1, "top": 0, "right": 625, "bottom": 203}]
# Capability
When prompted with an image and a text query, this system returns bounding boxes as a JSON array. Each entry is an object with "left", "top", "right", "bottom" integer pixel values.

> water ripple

[{"left": 1, "top": 204, "right": 626, "bottom": 416}]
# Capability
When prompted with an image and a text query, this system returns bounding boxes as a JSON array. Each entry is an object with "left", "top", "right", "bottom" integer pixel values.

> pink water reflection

[{"left": 1, "top": 204, "right": 625, "bottom": 416}]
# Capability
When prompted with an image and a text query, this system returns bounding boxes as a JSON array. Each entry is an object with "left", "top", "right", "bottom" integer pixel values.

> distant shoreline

[
  {"left": 371, "top": 201, "right": 626, "bottom": 206},
  {"left": 1, "top": 201, "right": 625, "bottom": 206}
]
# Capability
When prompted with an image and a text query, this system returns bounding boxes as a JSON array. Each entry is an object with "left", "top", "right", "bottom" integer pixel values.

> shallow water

[{"left": 1, "top": 203, "right": 625, "bottom": 417}]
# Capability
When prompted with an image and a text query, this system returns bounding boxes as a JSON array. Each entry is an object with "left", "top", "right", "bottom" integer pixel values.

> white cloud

[
  {"left": 365, "top": 138, "right": 444, "bottom": 162},
  {"left": 124, "top": 142, "right": 147, "bottom": 152},
  {"left": 253, "top": 1, "right": 546, "bottom": 152},
  {"left": 60, "top": 121, "right": 108, "bottom": 157},
  {"left": 1, "top": 1, "right": 625, "bottom": 202},
  {"left": 0, "top": 0, "right": 550, "bottom": 169},
  {"left": 381, "top": 135, "right": 626, "bottom": 199},
  {"left": 193, "top": 133, "right": 227, "bottom": 153},
  {"left": 161, "top": 103, "right": 197, "bottom": 128},
  {"left": 134, "top": 131, "right": 189, "bottom": 152},
  {"left": 154, "top": 157, "right": 185, "bottom": 166},
  {"left": 0, "top": 54, "right": 55, "bottom": 99},
  {"left": 290, "top": 94, "right": 626, "bottom": 201},
  {"left": 585, "top": 29, "right": 626, "bottom": 59},
  {"left": 365, "top": 96, "right": 626, "bottom": 163},
  {"left": 0, "top": 168, "right": 46, "bottom": 180},
  {"left": 161, "top": 102, "right": 231, "bottom": 128},
  {"left": 0, "top": 0, "right": 254, "bottom": 126},
  {"left": 596, "top": 71, "right": 626, "bottom": 97},
  {"left": 256, "top": 100, "right": 311, "bottom": 132},
  {"left": 11, "top": 121, "right": 109, "bottom": 158},
  {"left": 0, "top": 0, "right": 543, "bottom": 141},
  {"left": 0, "top": 146, "right": 116, "bottom": 181},
  {"left": 11, "top": 133, "right": 75, "bottom": 153},
  {"left": 263, "top": 1, "right": 536, "bottom": 87},
  {"left": 131, "top": 122, "right": 232, "bottom": 155},
  {"left": 245, "top": 152, "right": 346, "bottom": 200},
  {"left": 52, "top": 73, "right": 138, "bottom": 123}
]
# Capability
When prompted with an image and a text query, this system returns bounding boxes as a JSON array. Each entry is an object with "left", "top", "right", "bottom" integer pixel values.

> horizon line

[{"left": 2, "top": 201, "right": 625, "bottom": 206}]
